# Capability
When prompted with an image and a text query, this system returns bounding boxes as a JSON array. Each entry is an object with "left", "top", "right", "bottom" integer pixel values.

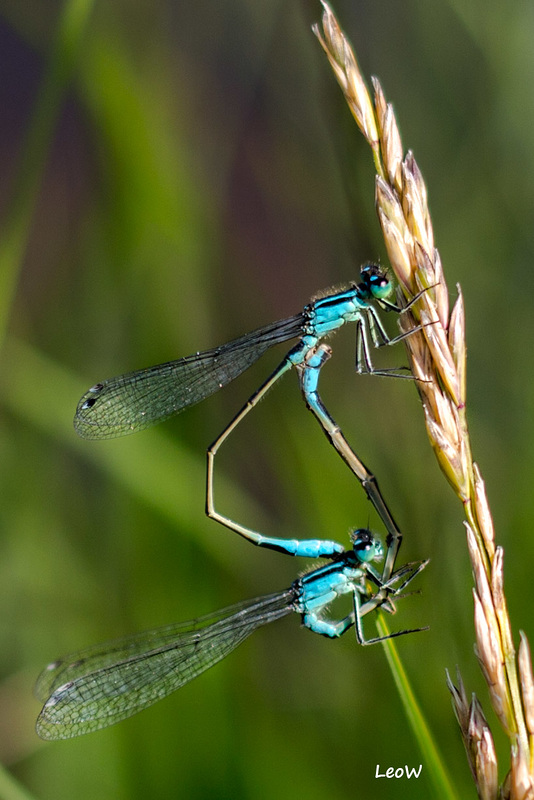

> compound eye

[
  {"left": 351, "top": 528, "right": 383, "bottom": 563},
  {"left": 359, "top": 263, "right": 392, "bottom": 299},
  {"left": 369, "top": 274, "right": 392, "bottom": 300}
]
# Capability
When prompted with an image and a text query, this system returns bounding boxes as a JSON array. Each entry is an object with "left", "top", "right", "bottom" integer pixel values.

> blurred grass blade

[
  {"left": 0, "top": 762, "right": 38, "bottom": 800},
  {"left": 376, "top": 614, "right": 458, "bottom": 800},
  {"left": 0, "top": 0, "right": 95, "bottom": 345},
  {"left": 0, "top": 335, "right": 268, "bottom": 576}
]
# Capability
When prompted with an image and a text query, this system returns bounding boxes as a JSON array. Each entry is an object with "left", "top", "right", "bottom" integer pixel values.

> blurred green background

[{"left": 1, "top": 0, "right": 533, "bottom": 798}]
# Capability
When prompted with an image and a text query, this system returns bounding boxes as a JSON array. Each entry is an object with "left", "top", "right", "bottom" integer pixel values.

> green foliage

[{"left": 0, "top": 1, "right": 532, "bottom": 798}]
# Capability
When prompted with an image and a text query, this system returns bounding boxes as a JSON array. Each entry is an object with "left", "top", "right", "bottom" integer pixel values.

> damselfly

[
  {"left": 75, "top": 264, "right": 416, "bottom": 440},
  {"left": 35, "top": 529, "right": 427, "bottom": 740},
  {"left": 74, "top": 264, "right": 423, "bottom": 579}
]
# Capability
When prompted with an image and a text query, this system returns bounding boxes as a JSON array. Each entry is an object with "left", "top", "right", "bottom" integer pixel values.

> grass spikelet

[{"left": 314, "top": 3, "right": 534, "bottom": 796}]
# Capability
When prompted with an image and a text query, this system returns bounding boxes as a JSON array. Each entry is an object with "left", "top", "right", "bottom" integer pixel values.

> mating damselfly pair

[{"left": 35, "top": 263, "right": 429, "bottom": 739}]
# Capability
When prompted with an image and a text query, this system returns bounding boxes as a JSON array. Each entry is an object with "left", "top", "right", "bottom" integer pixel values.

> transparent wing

[
  {"left": 74, "top": 315, "right": 304, "bottom": 439},
  {"left": 36, "top": 591, "right": 293, "bottom": 740}
]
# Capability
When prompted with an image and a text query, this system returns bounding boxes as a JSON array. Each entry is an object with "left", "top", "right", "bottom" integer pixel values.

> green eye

[
  {"left": 369, "top": 274, "right": 393, "bottom": 300},
  {"left": 359, "top": 263, "right": 392, "bottom": 300},
  {"left": 351, "top": 529, "right": 384, "bottom": 563}
]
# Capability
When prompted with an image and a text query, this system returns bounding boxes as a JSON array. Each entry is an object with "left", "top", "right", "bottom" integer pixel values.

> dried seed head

[
  {"left": 382, "top": 104, "right": 403, "bottom": 191},
  {"left": 492, "top": 549, "right": 516, "bottom": 672},
  {"left": 402, "top": 154, "right": 434, "bottom": 256},
  {"left": 405, "top": 152, "right": 429, "bottom": 223},
  {"left": 446, "top": 667, "right": 470, "bottom": 732},
  {"left": 376, "top": 210, "right": 413, "bottom": 289},
  {"left": 448, "top": 289, "right": 466, "bottom": 405},
  {"left": 314, "top": 7, "right": 531, "bottom": 788},
  {"left": 468, "top": 697, "right": 499, "bottom": 800},
  {"left": 401, "top": 325, "right": 434, "bottom": 385},
  {"left": 372, "top": 76, "right": 387, "bottom": 123},
  {"left": 446, "top": 668, "right": 499, "bottom": 799},
  {"left": 518, "top": 632, "right": 534, "bottom": 739},
  {"left": 372, "top": 79, "right": 403, "bottom": 192},
  {"left": 313, "top": 2, "right": 379, "bottom": 148},
  {"left": 375, "top": 176, "right": 411, "bottom": 241},
  {"left": 509, "top": 741, "right": 534, "bottom": 800},
  {"left": 375, "top": 176, "right": 415, "bottom": 289},
  {"left": 419, "top": 308, "right": 461, "bottom": 406},
  {"left": 465, "top": 530, "right": 513, "bottom": 735},
  {"left": 466, "top": 525, "right": 491, "bottom": 605},
  {"left": 430, "top": 249, "right": 449, "bottom": 328},
  {"left": 412, "top": 243, "right": 439, "bottom": 297},
  {"left": 418, "top": 389, "right": 470, "bottom": 499},
  {"left": 473, "top": 588, "right": 513, "bottom": 736},
  {"left": 473, "top": 464, "right": 495, "bottom": 559},
  {"left": 422, "top": 406, "right": 466, "bottom": 497}
]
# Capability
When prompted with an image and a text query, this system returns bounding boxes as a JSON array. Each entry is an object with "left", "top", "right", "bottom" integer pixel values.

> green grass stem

[{"left": 377, "top": 613, "right": 459, "bottom": 800}]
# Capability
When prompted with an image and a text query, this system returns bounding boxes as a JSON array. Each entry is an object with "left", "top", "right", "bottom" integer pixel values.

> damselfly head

[
  {"left": 350, "top": 528, "right": 383, "bottom": 563},
  {"left": 359, "top": 262, "right": 392, "bottom": 301}
]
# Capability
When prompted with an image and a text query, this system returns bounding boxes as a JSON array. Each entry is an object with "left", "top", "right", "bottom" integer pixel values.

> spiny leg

[
  {"left": 352, "top": 583, "right": 428, "bottom": 645},
  {"left": 356, "top": 306, "right": 419, "bottom": 379},
  {"left": 353, "top": 558, "right": 429, "bottom": 644},
  {"left": 301, "top": 559, "right": 429, "bottom": 642},
  {"left": 356, "top": 282, "right": 437, "bottom": 378}
]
